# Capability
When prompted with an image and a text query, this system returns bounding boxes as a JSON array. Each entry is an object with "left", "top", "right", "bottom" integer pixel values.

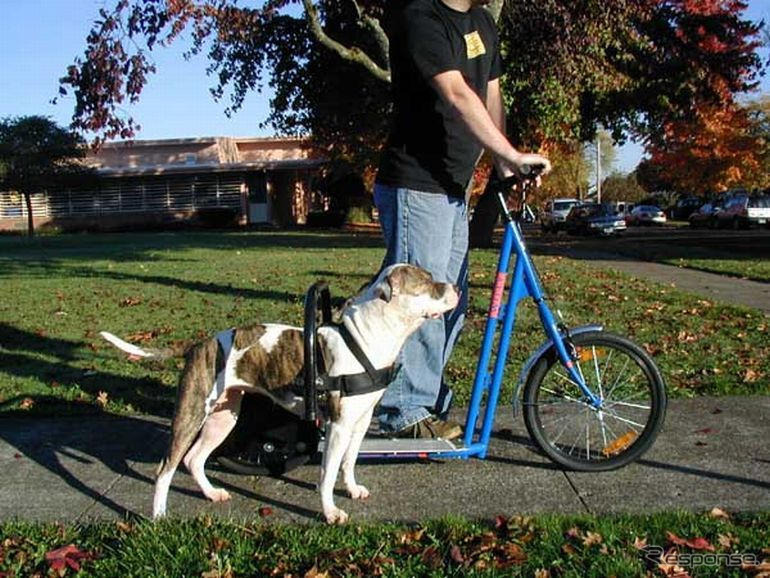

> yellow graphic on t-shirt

[{"left": 464, "top": 31, "right": 486, "bottom": 59}]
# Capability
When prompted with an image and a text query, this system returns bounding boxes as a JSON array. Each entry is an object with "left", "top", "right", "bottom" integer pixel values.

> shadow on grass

[{"left": 0, "top": 323, "right": 175, "bottom": 418}]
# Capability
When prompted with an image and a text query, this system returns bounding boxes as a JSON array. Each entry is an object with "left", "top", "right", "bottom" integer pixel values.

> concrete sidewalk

[
  {"left": 2, "top": 396, "right": 768, "bottom": 524},
  {"left": 564, "top": 248, "right": 770, "bottom": 316}
]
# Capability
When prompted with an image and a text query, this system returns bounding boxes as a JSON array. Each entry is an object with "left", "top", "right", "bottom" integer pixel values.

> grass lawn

[
  {"left": 0, "top": 229, "right": 768, "bottom": 417},
  {"left": 1, "top": 510, "right": 768, "bottom": 576}
]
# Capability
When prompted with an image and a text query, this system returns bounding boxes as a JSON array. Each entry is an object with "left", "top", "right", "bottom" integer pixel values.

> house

[{"left": 0, "top": 136, "right": 326, "bottom": 231}]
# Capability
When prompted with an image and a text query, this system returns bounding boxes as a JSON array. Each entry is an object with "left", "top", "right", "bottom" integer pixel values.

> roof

[{"left": 96, "top": 158, "right": 326, "bottom": 177}]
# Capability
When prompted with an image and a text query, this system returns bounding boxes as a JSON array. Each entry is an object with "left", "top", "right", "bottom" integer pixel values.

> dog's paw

[
  {"left": 324, "top": 507, "right": 349, "bottom": 525},
  {"left": 206, "top": 488, "right": 232, "bottom": 503},
  {"left": 347, "top": 484, "right": 370, "bottom": 500}
]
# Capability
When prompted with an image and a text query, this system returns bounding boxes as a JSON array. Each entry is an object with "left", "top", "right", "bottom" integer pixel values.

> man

[{"left": 374, "top": 0, "right": 551, "bottom": 439}]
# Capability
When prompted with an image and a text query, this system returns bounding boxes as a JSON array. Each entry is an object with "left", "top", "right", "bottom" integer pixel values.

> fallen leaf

[
  {"left": 685, "top": 537, "right": 714, "bottom": 551},
  {"left": 14, "top": 453, "right": 23, "bottom": 459},
  {"left": 694, "top": 428, "right": 716, "bottom": 435},
  {"left": 534, "top": 569, "right": 551, "bottom": 578},
  {"left": 717, "top": 533, "right": 738, "bottom": 549},
  {"left": 582, "top": 531, "right": 603, "bottom": 547},
  {"left": 115, "top": 521, "right": 133, "bottom": 533},
  {"left": 45, "top": 544, "right": 94, "bottom": 574},
  {"left": 666, "top": 532, "right": 687, "bottom": 546},
  {"left": 633, "top": 536, "right": 648, "bottom": 550},
  {"left": 449, "top": 544, "right": 465, "bottom": 564},
  {"left": 743, "top": 369, "right": 759, "bottom": 383},
  {"left": 709, "top": 507, "right": 730, "bottom": 520},
  {"left": 657, "top": 548, "right": 691, "bottom": 578},
  {"left": 666, "top": 531, "right": 714, "bottom": 551},
  {"left": 96, "top": 391, "right": 109, "bottom": 409},
  {"left": 398, "top": 528, "right": 425, "bottom": 545},
  {"left": 258, "top": 506, "right": 273, "bottom": 518},
  {"left": 303, "top": 566, "right": 329, "bottom": 578},
  {"left": 420, "top": 546, "right": 442, "bottom": 569},
  {"left": 119, "top": 296, "right": 142, "bottom": 307},
  {"left": 19, "top": 398, "right": 35, "bottom": 410}
]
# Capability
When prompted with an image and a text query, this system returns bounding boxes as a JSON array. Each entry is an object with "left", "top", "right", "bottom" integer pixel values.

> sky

[{"left": 2, "top": 1, "right": 770, "bottom": 175}]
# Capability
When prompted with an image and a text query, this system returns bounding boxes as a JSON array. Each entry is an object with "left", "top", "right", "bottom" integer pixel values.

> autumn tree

[
  {"left": 600, "top": 172, "right": 648, "bottom": 203},
  {"left": 0, "top": 116, "right": 90, "bottom": 237},
  {"left": 642, "top": 102, "right": 763, "bottom": 194}
]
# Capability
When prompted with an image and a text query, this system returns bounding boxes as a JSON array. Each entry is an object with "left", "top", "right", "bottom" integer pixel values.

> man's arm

[
  {"left": 486, "top": 77, "right": 506, "bottom": 133},
  {"left": 431, "top": 70, "right": 549, "bottom": 177},
  {"left": 486, "top": 77, "right": 509, "bottom": 177}
]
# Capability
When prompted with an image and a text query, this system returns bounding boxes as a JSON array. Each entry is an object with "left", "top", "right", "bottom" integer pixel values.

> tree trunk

[
  {"left": 23, "top": 191, "right": 35, "bottom": 238},
  {"left": 469, "top": 178, "right": 501, "bottom": 248}
]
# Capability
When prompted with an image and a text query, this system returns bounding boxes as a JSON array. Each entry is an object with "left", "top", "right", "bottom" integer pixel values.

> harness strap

[
  {"left": 321, "top": 323, "right": 393, "bottom": 397},
  {"left": 338, "top": 323, "right": 378, "bottom": 383}
]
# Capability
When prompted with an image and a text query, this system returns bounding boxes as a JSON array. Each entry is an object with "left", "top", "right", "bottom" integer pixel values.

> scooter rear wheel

[{"left": 522, "top": 331, "right": 666, "bottom": 471}]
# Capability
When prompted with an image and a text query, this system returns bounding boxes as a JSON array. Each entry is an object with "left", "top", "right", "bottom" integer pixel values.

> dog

[{"left": 100, "top": 264, "right": 459, "bottom": 523}]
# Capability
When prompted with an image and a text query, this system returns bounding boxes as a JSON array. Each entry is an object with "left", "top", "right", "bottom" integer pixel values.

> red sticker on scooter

[{"left": 489, "top": 272, "right": 507, "bottom": 318}]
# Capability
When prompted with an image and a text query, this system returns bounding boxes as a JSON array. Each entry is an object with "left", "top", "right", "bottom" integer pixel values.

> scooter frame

[{"left": 304, "top": 180, "right": 606, "bottom": 462}]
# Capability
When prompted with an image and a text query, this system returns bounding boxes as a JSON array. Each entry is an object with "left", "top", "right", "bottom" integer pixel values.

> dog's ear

[
  {"left": 376, "top": 279, "right": 392, "bottom": 302},
  {"left": 380, "top": 266, "right": 407, "bottom": 302}
]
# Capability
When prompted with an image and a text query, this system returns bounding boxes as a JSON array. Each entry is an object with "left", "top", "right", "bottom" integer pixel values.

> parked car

[
  {"left": 668, "top": 196, "right": 702, "bottom": 221},
  {"left": 715, "top": 195, "right": 770, "bottom": 229},
  {"left": 627, "top": 205, "right": 667, "bottom": 226},
  {"left": 541, "top": 198, "right": 580, "bottom": 232},
  {"left": 565, "top": 203, "right": 627, "bottom": 236},
  {"left": 688, "top": 202, "right": 722, "bottom": 228}
]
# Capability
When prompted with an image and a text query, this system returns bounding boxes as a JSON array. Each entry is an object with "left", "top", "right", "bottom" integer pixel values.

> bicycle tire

[{"left": 522, "top": 331, "right": 666, "bottom": 471}]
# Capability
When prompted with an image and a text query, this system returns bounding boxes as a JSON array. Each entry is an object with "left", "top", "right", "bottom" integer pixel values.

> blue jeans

[{"left": 373, "top": 183, "right": 469, "bottom": 432}]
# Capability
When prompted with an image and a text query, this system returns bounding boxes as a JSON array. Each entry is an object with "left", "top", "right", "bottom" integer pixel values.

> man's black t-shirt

[{"left": 377, "top": 0, "right": 502, "bottom": 197}]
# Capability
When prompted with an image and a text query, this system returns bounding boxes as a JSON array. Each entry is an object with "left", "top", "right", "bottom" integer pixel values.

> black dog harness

[{"left": 320, "top": 323, "right": 394, "bottom": 397}]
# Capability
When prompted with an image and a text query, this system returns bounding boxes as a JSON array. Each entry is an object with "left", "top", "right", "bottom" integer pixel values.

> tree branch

[
  {"left": 486, "top": 0, "right": 505, "bottom": 23},
  {"left": 349, "top": 0, "right": 390, "bottom": 69},
  {"left": 301, "top": 0, "right": 391, "bottom": 83}
]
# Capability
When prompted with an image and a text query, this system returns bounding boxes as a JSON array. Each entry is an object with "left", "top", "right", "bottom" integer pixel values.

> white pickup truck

[{"left": 541, "top": 198, "right": 580, "bottom": 233}]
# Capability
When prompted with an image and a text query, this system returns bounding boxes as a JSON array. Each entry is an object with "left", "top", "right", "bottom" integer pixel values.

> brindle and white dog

[{"left": 100, "top": 264, "right": 459, "bottom": 524}]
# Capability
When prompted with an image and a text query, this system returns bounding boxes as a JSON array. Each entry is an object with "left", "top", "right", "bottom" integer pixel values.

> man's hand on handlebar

[{"left": 497, "top": 152, "right": 551, "bottom": 183}]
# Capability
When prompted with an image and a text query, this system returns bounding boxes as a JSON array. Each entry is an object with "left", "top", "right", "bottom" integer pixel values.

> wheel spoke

[{"left": 525, "top": 334, "right": 664, "bottom": 469}]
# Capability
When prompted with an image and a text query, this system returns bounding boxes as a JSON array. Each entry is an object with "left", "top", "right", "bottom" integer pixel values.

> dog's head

[{"left": 365, "top": 264, "right": 459, "bottom": 320}]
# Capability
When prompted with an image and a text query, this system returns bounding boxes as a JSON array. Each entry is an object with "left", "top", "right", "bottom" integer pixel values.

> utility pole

[{"left": 596, "top": 135, "right": 602, "bottom": 204}]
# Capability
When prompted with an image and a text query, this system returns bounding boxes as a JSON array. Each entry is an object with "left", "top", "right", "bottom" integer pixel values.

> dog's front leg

[
  {"left": 183, "top": 388, "right": 242, "bottom": 503},
  {"left": 341, "top": 393, "right": 381, "bottom": 501},
  {"left": 319, "top": 419, "right": 354, "bottom": 524}
]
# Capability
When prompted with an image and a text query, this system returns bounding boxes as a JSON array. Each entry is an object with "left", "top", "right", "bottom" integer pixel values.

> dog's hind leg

[
  {"left": 153, "top": 339, "right": 218, "bottom": 519},
  {"left": 183, "top": 388, "right": 242, "bottom": 503}
]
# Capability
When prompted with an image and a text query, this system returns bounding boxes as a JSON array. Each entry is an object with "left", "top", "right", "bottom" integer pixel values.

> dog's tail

[{"left": 99, "top": 331, "right": 175, "bottom": 360}]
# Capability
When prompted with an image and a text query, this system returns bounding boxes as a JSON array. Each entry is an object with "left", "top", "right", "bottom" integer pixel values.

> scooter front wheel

[{"left": 522, "top": 331, "right": 666, "bottom": 471}]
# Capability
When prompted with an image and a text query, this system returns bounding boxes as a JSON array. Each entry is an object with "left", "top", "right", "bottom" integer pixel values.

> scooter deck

[{"left": 356, "top": 437, "right": 460, "bottom": 457}]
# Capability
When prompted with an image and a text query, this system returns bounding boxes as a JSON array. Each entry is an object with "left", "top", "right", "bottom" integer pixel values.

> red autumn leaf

[
  {"left": 666, "top": 531, "right": 687, "bottom": 546},
  {"left": 258, "top": 506, "right": 273, "bottom": 517},
  {"left": 684, "top": 537, "right": 715, "bottom": 551},
  {"left": 449, "top": 544, "right": 465, "bottom": 564},
  {"left": 45, "top": 544, "right": 94, "bottom": 573},
  {"left": 665, "top": 532, "right": 714, "bottom": 551},
  {"left": 694, "top": 428, "right": 716, "bottom": 434}
]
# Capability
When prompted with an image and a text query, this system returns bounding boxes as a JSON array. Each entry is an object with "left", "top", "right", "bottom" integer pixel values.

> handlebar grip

[{"left": 519, "top": 162, "right": 547, "bottom": 177}]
